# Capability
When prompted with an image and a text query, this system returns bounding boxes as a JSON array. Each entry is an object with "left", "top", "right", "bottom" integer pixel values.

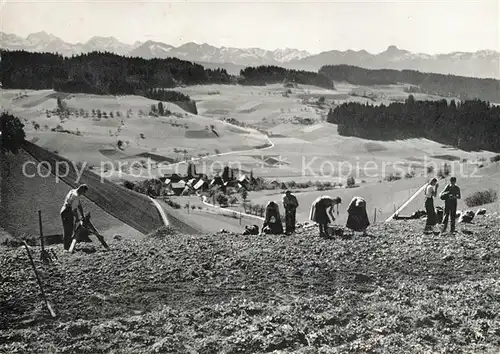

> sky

[{"left": 1, "top": 0, "right": 499, "bottom": 54}]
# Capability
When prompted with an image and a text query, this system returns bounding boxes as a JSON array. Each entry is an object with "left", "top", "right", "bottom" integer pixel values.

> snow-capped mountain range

[{"left": 1, "top": 31, "right": 499, "bottom": 78}]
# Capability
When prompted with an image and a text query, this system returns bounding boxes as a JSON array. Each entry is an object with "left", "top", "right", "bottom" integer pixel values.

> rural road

[
  {"left": 201, "top": 196, "right": 264, "bottom": 222},
  {"left": 164, "top": 126, "right": 275, "bottom": 169}
]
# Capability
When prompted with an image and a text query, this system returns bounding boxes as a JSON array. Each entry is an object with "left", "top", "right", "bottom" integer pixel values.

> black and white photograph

[{"left": 1, "top": 0, "right": 500, "bottom": 352}]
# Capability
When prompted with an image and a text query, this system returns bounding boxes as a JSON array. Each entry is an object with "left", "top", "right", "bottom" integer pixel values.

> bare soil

[{"left": 1, "top": 216, "right": 500, "bottom": 353}]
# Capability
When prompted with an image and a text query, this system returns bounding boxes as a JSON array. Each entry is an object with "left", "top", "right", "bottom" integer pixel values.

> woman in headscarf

[
  {"left": 423, "top": 177, "right": 439, "bottom": 233},
  {"left": 346, "top": 196, "right": 370, "bottom": 236},
  {"left": 310, "top": 196, "right": 342, "bottom": 237},
  {"left": 261, "top": 201, "right": 284, "bottom": 235}
]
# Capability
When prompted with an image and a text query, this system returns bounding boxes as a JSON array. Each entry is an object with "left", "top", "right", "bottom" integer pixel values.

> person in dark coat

[
  {"left": 310, "top": 196, "right": 342, "bottom": 237},
  {"left": 439, "top": 176, "right": 461, "bottom": 233},
  {"left": 282, "top": 190, "right": 299, "bottom": 235},
  {"left": 346, "top": 196, "right": 370, "bottom": 236},
  {"left": 261, "top": 201, "right": 284, "bottom": 235},
  {"left": 423, "top": 178, "right": 438, "bottom": 233}
]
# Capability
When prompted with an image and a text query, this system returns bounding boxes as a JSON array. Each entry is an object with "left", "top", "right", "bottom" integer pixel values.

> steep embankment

[
  {"left": 0, "top": 141, "right": 204, "bottom": 241},
  {"left": 0, "top": 148, "right": 143, "bottom": 241},
  {"left": 2, "top": 216, "right": 500, "bottom": 353}
]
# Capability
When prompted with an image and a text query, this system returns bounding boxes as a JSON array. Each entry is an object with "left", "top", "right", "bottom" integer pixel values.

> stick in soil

[
  {"left": 22, "top": 241, "right": 57, "bottom": 318},
  {"left": 38, "top": 210, "right": 53, "bottom": 264}
]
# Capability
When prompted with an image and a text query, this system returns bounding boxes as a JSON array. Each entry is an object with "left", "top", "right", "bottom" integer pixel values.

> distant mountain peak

[
  {"left": 1, "top": 31, "right": 499, "bottom": 79},
  {"left": 383, "top": 45, "right": 409, "bottom": 55},
  {"left": 26, "top": 31, "right": 60, "bottom": 43}
]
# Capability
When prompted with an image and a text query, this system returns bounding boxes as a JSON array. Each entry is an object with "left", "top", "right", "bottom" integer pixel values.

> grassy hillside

[
  {"left": 2, "top": 216, "right": 500, "bottom": 353},
  {"left": 3, "top": 84, "right": 496, "bottom": 186},
  {"left": 0, "top": 89, "right": 270, "bottom": 179},
  {"left": 0, "top": 148, "right": 143, "bottom": 242},
  {"left": 162, "top": 83, "right": 496, "bottom": 183}
]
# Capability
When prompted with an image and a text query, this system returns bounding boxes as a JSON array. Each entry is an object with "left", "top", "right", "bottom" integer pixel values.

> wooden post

[
  {"left": 373, "top": 208, "right": 377, "bottom": 224},
  {"left": 239, "top": 212, "right": 242, "bottom": 225},
  {"left": 38, "top": 210, "right": 45, "bottom": 256}
]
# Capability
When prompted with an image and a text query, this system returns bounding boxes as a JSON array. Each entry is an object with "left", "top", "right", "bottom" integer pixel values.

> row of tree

[
  {"left": 319, "top": 65, "right": 500, "bottom": 103},
  {"left": 0, "top": 50, "right": 232, "bottom": 96},
  {"left": 145, "top": 88, "right": 191, "bottom": 102},
  {"left": 326, "top": 96, "right": 500, "bottom": 152},
  {"left": 239, "top": 66, "right": 334, "bottom": 89}
]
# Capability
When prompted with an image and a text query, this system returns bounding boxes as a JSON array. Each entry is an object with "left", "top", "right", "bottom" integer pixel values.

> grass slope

[
  {"left": 3, "top": 85, "right": 496, "bottom": 185},
  {"left": 0, "top": 149, "right": 143, "bottom": 242},
  {"left": 1, "top": 216, "right": 500, "bottom": 353},
  {"left": 0, "top": 89, "right": 269, "bottom": 172}
]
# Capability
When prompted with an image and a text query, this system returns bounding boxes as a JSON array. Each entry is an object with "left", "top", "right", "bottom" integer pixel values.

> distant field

[
  {"left": 0, "top": 89, "right": 270, "bottom": 174},
  {"left": 2, "top": 84, "right": 496, "bottom": 187}
]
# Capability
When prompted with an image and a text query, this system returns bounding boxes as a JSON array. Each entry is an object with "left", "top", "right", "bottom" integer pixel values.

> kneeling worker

[
  {"left": 261, "top": 201, "right": 284, "bottom": 235},
  {"left": 60, "top": 184, "right": 88, "bottom": 250}
]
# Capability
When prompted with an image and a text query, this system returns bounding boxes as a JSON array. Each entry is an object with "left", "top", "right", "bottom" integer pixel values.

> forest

[
  {"left": 327, "top": 95, "right": 500, "bottom": 152},
  {"left": 319, "top": 65, "right": 500, "bottom": 103},
  {"left": 0, "top": 50, "right": 232, "bottom": 97},
  {"left": 239, "top": 66, "right": 334, "bottom": 89}
]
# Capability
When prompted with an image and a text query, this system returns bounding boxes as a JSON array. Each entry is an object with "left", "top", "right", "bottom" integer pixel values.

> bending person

[
  {"left": 346, "top": 196, "right": 370, "bottom": 236},
  {"left": 310, "top": 196, "right": 342, "bottom": 238},
  {"left": 60, "top": 184, "right": 88, "bottom": 250}
]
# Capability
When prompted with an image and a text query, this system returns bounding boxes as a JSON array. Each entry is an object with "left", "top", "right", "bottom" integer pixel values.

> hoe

[{"left": 68, "top": 211, "right": 110, "bottom": 253}]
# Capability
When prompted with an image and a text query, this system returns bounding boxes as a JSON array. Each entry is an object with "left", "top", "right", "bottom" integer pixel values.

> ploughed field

[{"left": 1, "top": 216, "right": 500, "bottom": 353}]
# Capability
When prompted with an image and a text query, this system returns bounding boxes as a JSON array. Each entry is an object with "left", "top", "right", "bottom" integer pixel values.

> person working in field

[
  {"left": 261, "top": 201, "right": 284, "bottom": 235},
  {"left": 423, "top": 178, "right": 439, "bottom": 234},
  {"left": 346, "top": 196, "right": 370, "bottom": 236},
  {"left": 60, "top": 184, "right": 88, "bottom": 250},
  {"left": 309, "top": 196, "right": 342, "bottom": 238},
  {"left": 282, "top": 190, "right": 299, "bottom": 235},
  {"left": 439, "top": 176, "right": 461, "bottom": 233}
]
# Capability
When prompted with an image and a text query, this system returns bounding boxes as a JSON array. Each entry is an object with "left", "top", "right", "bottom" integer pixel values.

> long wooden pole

[
  {"left": 38, "top": 210, "right": 44, "bottom": 252},
  {"left": 23, "top": 241, "right": 56, "bottom": 318}
]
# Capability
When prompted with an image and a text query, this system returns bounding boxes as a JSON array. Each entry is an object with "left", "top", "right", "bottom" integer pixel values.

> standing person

[
  {"left": 60, "top": 184, "right": 88, "bottom": 250},
  {"left": 346, "top": 196, "right": 370, "bottom": 236},
  {"left": 424, "top": 178, "right": 438, "bottom": 233},
  {"left": 440, "top": 177, "right": 461, "bottom": 233},
  {"left": 309, "top": 196, "right": 342, "bottom": 238},
  {"left": 282, "top": 190, "right": 299, "bottom": 235},
  {"left": 261, "top": 201, "right": 284, "bottom": 235}
]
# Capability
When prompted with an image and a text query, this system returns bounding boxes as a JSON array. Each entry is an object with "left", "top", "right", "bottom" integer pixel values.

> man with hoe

[{"left": 60, "top": 184, "right": 88, "bottom": 250}]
